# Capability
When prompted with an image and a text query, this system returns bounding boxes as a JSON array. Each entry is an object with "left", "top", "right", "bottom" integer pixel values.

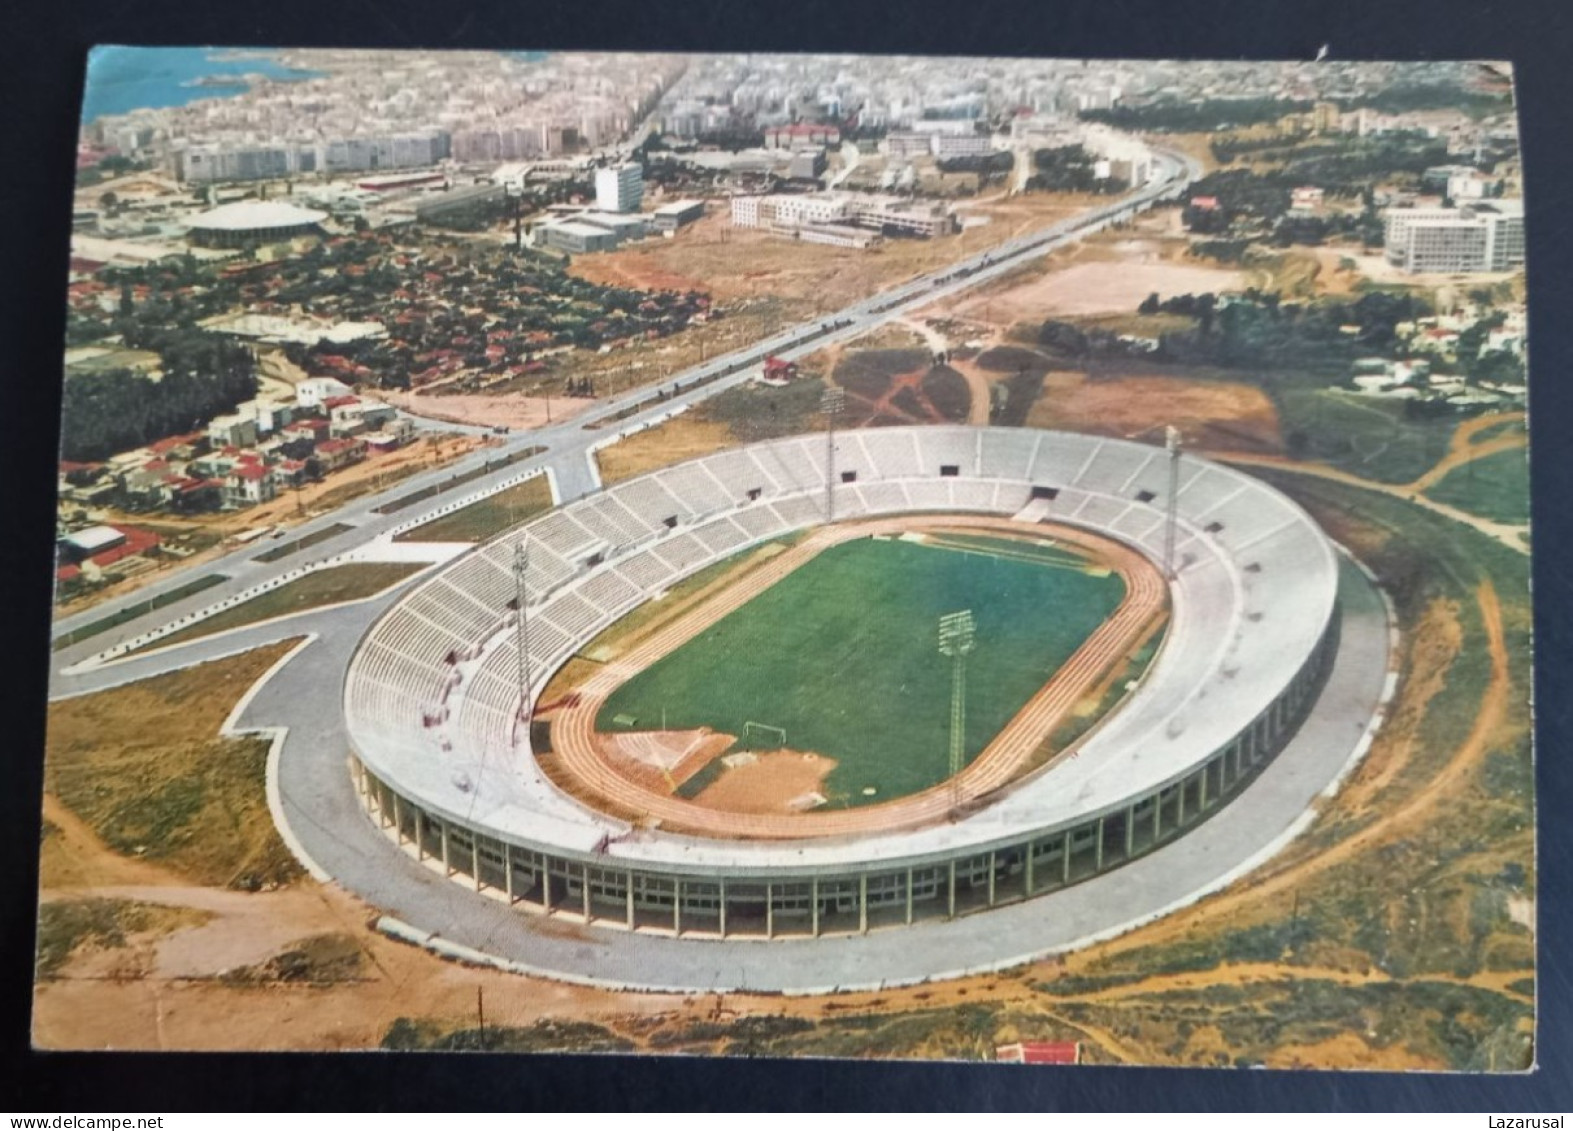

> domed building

[{"left": 185, "top": 200, "right": 328, "bottom": 249}]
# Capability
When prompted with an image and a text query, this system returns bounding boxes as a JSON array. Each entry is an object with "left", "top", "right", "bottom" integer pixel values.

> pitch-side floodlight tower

[
  {"left": 821, "top": 384, "right": 846, "bottom": 522},
  {"left": 938, "top": 609, "right": 977, "bottom": 796}
]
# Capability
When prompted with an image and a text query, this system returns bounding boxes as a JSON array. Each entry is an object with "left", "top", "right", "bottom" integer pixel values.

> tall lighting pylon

[
  {"left": 513, "top": 539, "right": 532, "bottom": 723},
  {"left": 821, "top": 384, "right": 846, "bottom": 522},
  {"left": 938, "top": 609, "right": 976, "bottom": 809},
  {"left": 1163, "top": 425, "right": 1182, "bottom": 582}
]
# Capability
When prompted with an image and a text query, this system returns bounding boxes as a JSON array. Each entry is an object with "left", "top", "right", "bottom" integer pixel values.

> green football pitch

[{"left": 596, "top": 533, "right": 1128, "bottom": 807}]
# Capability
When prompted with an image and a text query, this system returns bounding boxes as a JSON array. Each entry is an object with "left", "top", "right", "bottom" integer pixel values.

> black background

[{"left": 2, "top": 0, "right": 1571, "bottom": 1112}]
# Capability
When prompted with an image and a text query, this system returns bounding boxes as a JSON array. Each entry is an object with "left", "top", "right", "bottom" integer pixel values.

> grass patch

[
  {"left": 702, "top": 376, "right": 828, "bottom": 443},
  {"left": 53, "top": 574, "right": 228, "bottom": 651},
  {"left": 922, "top": 365, "right": 971, "bottom": 422},
  {"left": 44, "top": 639, "right": 308, "bottom": 890},
  {"left": 834, "top": 349, "right": 931, "bottom": 399},
  {"left": 1424, "top": 448, "right": 1531, "bottom": 525},
  {"left": 1274, "top": 388, "right": 1455, "bottom": 484},
  {"left": 393, "top": 475, "right": 553, "bottom": 543},
  {"left": 1468, "top": 419, "right": 1526, "bottom": 446},
  {"left": 35, "top": 897, "right": 210, "bottom": 979},
  {"left": 373, "top": 446, "right": 545, "bottom": 514},
  {"left": 382, "top": 1017, "right": 635, "bottom": 1054},
  {"left": 599, "top": 535, "right": 1125, "bottom": 805},
  {"left": 218, "top": 932, "right": 365, "bottom": 986},
  {"left": 251, "top": 522, "right": 352, "bottom": 563},
  {"left": 133, "top": 563, "right": 424, "bottom": 655}
]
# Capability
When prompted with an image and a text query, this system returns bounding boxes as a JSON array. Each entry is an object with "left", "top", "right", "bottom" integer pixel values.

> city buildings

[
  {"left": 594, "top": 163, "right": 644, "bottom": 213},
  {"left": 730, "top": 192, "right": 958, "bottom": 241},
  {"left": 651, "top": 199, "right": 705, "bottom": 232},
  {"left": 1384, "top": 200, "right": 1525, "bottom": 273}
]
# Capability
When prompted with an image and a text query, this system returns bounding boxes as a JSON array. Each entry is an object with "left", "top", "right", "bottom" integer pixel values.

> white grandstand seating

[
  {"left": 902, "top": 480, "right": 954, "bottom": 513},
  {"left": 345, "top": 425, "right": 1342, "bottom": 888},
  {"left": 702, "top": 450, "right": 778, "bottom": 498},
  {"left": 859, "top": 481, "right": 910, "bottom": 515},
  {"left": 651, "top": 532, "right": 711, "bottom": 573},
  {"left": 773, "top": 495, "right": 823, "bottom": 527},
  {"left": 855, "top": 431, "right": 922, "bottom": 480},
  {"left": 1031, "top": 434, "right": 1097, "bottom": 485},
  {"left": 577, "top": 570, "right": 643, "bottom": 616},
  {"left": 757, "top": 441, "right": 821, "bottom": 492},
  {"left": 948, "top": 480, "right": 998, "bottom": 512},
  {"left": 654, "top": 464, "right": 734, "bottom": 516},
  {"left": 523, "top": 510, "right": 600, "bottom": 560},
  {"left": 610, "top": 476, "right": 689, "bottom": 525},
  {"left": 978, "top": 430, "right": 1037, "bottom": 481},
  {"left": 692, "top": 516, "right": 751, "bottom": 557},
  {"left": 613, "top": 550, "right": 677, "bottom": 593},
  {"left": 542, "top": 592, "right": 605, "bottom": 643}
]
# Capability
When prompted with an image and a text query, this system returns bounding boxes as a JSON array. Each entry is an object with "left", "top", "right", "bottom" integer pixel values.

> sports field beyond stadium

[{"left": 596, "top": 532, "right": 1127, "bottom": 807}]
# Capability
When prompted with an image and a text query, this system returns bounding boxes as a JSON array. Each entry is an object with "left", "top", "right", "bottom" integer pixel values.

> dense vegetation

[
  {"left": 1083, "top": 98, "right": 1312, "bottom": 133},
  {"left": 1026, "top": 145, "right": 1124, "bottom": 194},
  {"left": 1044, "top": 288, "right": 1430, "bottom": 373},
  {"left": 60, "top": 332, "right": 257, "bottom": 461}
]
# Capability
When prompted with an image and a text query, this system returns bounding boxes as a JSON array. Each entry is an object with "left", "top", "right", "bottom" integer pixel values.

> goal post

[{"left": 742, "top": 721, "right": 787, "bottom": 749}]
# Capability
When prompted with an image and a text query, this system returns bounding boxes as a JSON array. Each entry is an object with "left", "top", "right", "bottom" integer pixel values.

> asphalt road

[
  {"left": 48, "top": 144, "right": 1198, "bottom": 685},
  {"left": 31, "top": 141, "right": 1415, "bottom": 991}
]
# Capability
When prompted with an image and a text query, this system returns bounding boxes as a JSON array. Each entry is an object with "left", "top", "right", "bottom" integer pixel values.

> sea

[{"left": 81, "top": 46, "right": 321, "bottom": 123}]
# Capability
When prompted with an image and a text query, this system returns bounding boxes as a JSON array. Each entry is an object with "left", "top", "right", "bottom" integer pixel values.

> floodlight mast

[
  {"left": 821, "top": 385, "right": 846, "bottom": 522},
  {"left": 513, "top": 540, "right": 532, "bottom": 721},
  {"left": 938, "top": 610, "right": 977, "bottom": 802}
]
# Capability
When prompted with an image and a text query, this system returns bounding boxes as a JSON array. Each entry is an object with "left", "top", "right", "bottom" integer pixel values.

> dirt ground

[
  {"left": 607, "top": 729, "right": 735, "bottom": 791},
  {"left": 32, "top": 561, "right": 1526, "bottom": 1061},
  {"left": 570, "top": 194, "right": 1106, "bottom": 313},
  {"left": 950, "top": 259, "right": 1247, "bottom": 323},
  {"left": 1026, "top": 371, "right": 1284, "bottom": 453},
  {"left": 597, "top": 416, "right": 738, "bottom": 485},
  {"left": 693, "top": 750, "right": 837, "bottom": 814},
  {"left": 381, "top": 390, "right": 591, "bottom": 432}
]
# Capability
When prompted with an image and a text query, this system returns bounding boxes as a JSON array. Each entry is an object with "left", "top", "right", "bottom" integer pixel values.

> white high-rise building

[
  {"left": 1384, "top": 201, "right": 1525, "bottom": 274},
  {"left": 595, "top": 163, "right": 644, "bottom": 213}
]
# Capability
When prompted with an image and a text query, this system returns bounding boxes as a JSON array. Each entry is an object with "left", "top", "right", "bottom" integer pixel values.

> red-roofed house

[
  {"left": 272, "top": 459, "right": 311, "bottom": 488},
  {"left": 1189, "top": 195, "right": 1221, "bottom": 212},
  {"left": 224, "top": 463, "right": 277, "bottom": 508},
  {"left": 285, "top": 418, "right": 332, "bottom": 443},
  {"left": 995, "top": 1042, "right": 1082, "bottom": 1065},
  {"left": 314, "top": 437, "right": 367, "bottom": 473}
]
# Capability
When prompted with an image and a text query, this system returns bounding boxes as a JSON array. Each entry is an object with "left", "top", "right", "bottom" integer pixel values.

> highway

[{"left": 47, "top": 142, "right": 1201, "bottom": 689}]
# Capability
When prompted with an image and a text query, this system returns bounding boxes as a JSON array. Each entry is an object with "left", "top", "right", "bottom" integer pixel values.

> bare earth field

[
  {"left": 951, "top": 259, "right": 1248, "bottom": 322},
  {"left": 1026, "top": 371, "right": 1284, "bottom": 453},
  {"left": 692, "top": 750, "right": 837, "bottom": 815},
  {"left": 381, "top": 390, "right": 591, "bottom": 432},
  {"left": 597, "top": 415, "right": 739, "bottom": 485},
  {"left": 571, "top": 195, "right": 1106, "bottom": 313}
]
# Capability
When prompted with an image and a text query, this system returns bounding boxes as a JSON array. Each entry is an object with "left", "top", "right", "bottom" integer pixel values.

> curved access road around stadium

[
  {"left": 244, "top": 545, "right": 1391, "bottom": 993},
  {"left": 547, "top": 515, "right": 1168, "bottom": 839}
]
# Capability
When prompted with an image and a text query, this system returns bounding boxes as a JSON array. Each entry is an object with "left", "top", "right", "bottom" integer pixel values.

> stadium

[{"left": 344, "top": 424, "right": 1343, "bottom": 943}]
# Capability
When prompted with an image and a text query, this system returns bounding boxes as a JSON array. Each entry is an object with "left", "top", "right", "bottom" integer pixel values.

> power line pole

[
  {"left": 938, "top": 610, "right": 976, "bottom": 813},
  {"left": 821, "top": 384, "right": 846, "bottom": 522}
]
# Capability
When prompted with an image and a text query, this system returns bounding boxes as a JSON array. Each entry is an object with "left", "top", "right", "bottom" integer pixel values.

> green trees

[
  {"left": 59, "top": 334, "right": 257, "bottom": 461},
  {"left": 1025, "top": 145, "right": 1122, "bottom": 194}
]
